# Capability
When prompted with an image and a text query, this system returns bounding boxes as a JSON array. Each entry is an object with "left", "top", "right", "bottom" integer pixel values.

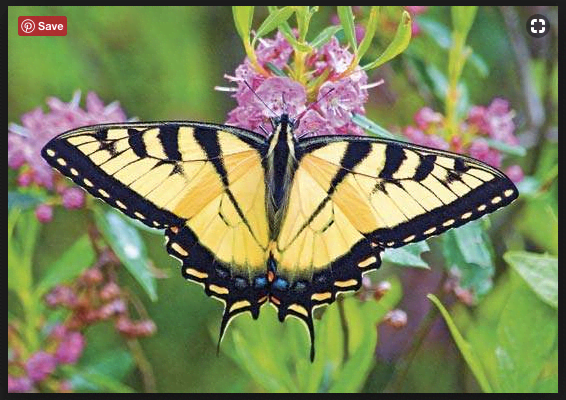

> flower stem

[{"left": 126, "top": 339, "right": 156, "bottom": 393}]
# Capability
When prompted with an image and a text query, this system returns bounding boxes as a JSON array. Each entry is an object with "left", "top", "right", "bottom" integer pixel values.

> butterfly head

[{"left": 270, "top": 113, "right": 299, "bottom": 143}]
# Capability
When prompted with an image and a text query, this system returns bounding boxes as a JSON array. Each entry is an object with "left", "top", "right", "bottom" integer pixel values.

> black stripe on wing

[
  {"left": 370, "top": 175, "right": 518, "bottom": 248},
  {"left": 42, "top": 135, "right": 185, "bottom": 229}
]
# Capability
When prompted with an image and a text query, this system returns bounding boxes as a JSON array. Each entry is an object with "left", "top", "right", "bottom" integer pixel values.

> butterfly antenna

[
  {"left": 244, "top": 80, "right": 278, "bottom": 118},
  {"left": 294, "top": 88, "right": 336, "bottom": 127},
  {"left": 282, "top": 92, "right": 288, "bottom": 114}
]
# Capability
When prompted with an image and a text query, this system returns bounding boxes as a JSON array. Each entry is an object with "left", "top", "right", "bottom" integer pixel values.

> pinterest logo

[
  {"left": 18, "top": 16, "right": 67, "bottom": 36},
  {"left": 20, "top": 18, "right": 35, "bottom": 33}
]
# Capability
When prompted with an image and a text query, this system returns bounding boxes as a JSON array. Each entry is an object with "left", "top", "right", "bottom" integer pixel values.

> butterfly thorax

[{"left": 265, "top": 113, "right": 299, "bottom": 240}]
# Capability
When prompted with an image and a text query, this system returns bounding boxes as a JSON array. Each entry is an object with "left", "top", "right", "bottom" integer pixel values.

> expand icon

[{"left": 527, "top": 14, "right": 550, "bottom": 38}]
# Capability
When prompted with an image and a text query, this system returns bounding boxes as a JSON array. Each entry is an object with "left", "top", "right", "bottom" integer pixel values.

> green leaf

[
  {"left": 425, "top": 63, "right": 449, "bottom": 100},
  {"left": 417, "top": 17, "right": 488, "bottom": 77},
  {"left": 451, "top": 6, "right": 478, "bottom": 39},
  {"left": 417, "top": 17, "right": 451, "bottom": 49},
  {"left": 357, "top": 6, "right": 379, "bottom": 60},
  {"left": 232, "top": 6, "right": 254, "bottom": 43},
  {"left": 337, "top": 6, "right": 357, "bottom": 51},
  {"left": 8, "top": 191, "right": 45, "bottom": 212},
  {"left": 94, "top": 208, "right": 157, "bottom": 301},
  {"left": 515, "top": 175, "right": 540, "bottom": 197},
  {"left": 452, "top": 220, "right": 492, "bottom": 268},
  {"left": 442, "top": 220, "right": 495, "bottom": 298},
  {"left": 495, "top": 278, "right": 557, "bottom": 392},
  {"left": 254, "top": 6, "right": 294, "bottom": 41},
  {"left": 428, "top": 294, "right": 493, "bottom": 393},
  {"left": 327, "top": 320, "right": 376, "bottom": 392},
  {"left": 310, "top": 25, "right": 343, "bottom": 49},
  {"left": 504, "top": 251, "right": 558, "bottom": 309},
  {"left": 8, "top": 209, "right": 40, "bottom": 294},
  {"left": 483, "top": 137, "right": 527, "bottom": 157},
  {"left": 383, "top": 241, "right": 430, "bottom": 268},
  {"left": 65, "top": 349, "right": 135, "bottom": 392},
  {"left": 362, "top": 11, "right": 412, "bottom": 71},
  {"left": 350, "top": 113, "right": 405, "bottom": 140},
  {"left": 34, "top": 235, "right": 94, "bottom": 298},
  {"left": 469, "top": 52, "right": 489, "bottom": 77}
]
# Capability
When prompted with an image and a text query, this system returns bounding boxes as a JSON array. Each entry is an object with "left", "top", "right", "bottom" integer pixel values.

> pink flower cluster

[
  {"left": 8, "top": 325, "right": 85, "bottom": 393},
  {"left": 220, "top": 33, "right": 373, "bottom": 137},
  {"left": 402, "top": 98, "right": 524, "bottom": 182},
  {"left": 8, "top": 91, "right": 128, "bottom": 222},
  {"left": 9, "top": 91, "right": 127, "bottom": 189}
]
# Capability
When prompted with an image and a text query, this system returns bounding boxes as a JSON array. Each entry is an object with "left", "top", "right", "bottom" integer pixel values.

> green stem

[
  {"left": 337, "top": 295, "right": 350, "bottom": 364},
  {"left": 126, "top": 339, "right": 156, "bottom": 393}
]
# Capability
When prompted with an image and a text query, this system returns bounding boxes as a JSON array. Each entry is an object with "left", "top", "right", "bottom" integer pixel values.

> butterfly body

[{"left": 42, "top": 115, "right": 518, "bottom": 360}]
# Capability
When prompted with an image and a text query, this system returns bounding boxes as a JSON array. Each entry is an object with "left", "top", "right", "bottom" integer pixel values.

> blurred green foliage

[{"left": 8, "top": 6, "right": 558, "bottom": 393}]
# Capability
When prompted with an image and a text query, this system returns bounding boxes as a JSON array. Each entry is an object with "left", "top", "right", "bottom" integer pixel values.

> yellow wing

[
  {"left": 275, "top": 137, "right": 518, "bottom": 282},
  {"left": 42, "top": 121, "right": 270, "bottom": 277}
]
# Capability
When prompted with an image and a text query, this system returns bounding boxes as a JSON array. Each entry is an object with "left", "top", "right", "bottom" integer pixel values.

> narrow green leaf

[
  {"left": 34, "top": 235, "right": 94, "bottom": 298},
  {"left": 425, "top": 63, "right": 449, "bottom": 99},
  {"left": 94, "top": 208, "right": 157, "bottom": 301},
  {"left": 8, "top": 209, "right": 23, "bottom": 292},
  {"left": 383, "top": 241, "right": 430, "bottom": 268},
  {"left": 483, "top": 138, "right": 527, "bottom": 157},
  {"left": 265, "top": 62, "right": 287, "bottom": 77},
  {"left": 362, "top": 11, "right": 412, "bottom": 71},
  {"left": 8, "top": 210, "right": 40, "bottom": 294},
  {"left": 469, "top": 52, "right": 489, "bottom": 77},
  {"left": 504, "top": 251, "right": 558, "bottom": 309},
  {"left": 337, "top": 6, "right": 357, "bottom": 51},
  {"left": 350, "top": 113, "right": 405, "bottom": 140},
  {"left": 428, "top": 294, "right": 493, "bottom": 393},
  {"left": 451, "top": 6, "right": 478, "bottom": 39},
  {"left": 310, "top": 25, "right": 343, "bottom": 49},
  {"left": 328, "top": 324, "right": 376, "bottom": 392},
  {"left": 417, "top": 17, "right": 452, "bottom": 49},
  {"left": 254, "top": 6, "right": 294, "bottom": 41},
  {"left": 232, "top": 6, "right": 254, "bottom": 43},
  {"left": 357, "top": 6, "right": 379, "bottom": 60}
]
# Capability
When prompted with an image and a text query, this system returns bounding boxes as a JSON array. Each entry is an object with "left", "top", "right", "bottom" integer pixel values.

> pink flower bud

[{"left": 35, "top": 204, "right": 53, "bottom": 223}]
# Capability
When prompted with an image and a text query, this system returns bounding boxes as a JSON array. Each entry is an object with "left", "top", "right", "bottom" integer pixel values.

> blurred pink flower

[
  {"left": 401, "top": 98, "right": 521, "bottom": 170},
  {"left": 35, "top": 204, "right": 54, "bottom": 224},
  {"left": 55, "top": 331, "right": 85, "bottom": 364},
  {"left": 26, "top": 351, "right": 56, "bottom": 382},
  {"left": 61, "top": 187, "right": 86, "bottom": 210},
  {"left": 8, "top": 91, "right": 127, "bottom": 189},
  {"left": 8, "top": 375, "right": 33, "bottom": 393},
  {"left": 505, "top": 164, "right": 525, "bottom": 183}
]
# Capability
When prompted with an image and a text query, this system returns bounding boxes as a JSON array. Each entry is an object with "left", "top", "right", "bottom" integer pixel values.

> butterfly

[{"left": 41, "top": 112, "right": 518, "bottom": 360}]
